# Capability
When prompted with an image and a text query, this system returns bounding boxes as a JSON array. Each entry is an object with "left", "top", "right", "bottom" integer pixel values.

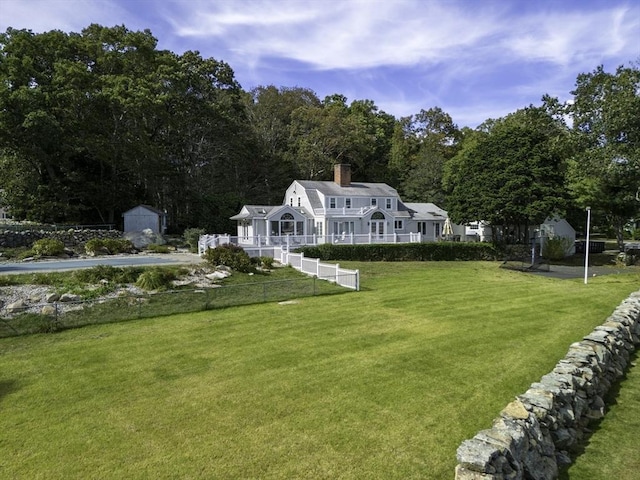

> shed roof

[{"left": 122, "top": 204, "right": 166, "bottom": 216}]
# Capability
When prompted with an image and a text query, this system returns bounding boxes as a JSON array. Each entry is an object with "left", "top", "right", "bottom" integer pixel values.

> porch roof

[
  {"left": 230, "top": 205, "right": 278, "bottom": 220},
  {"left": 230, "top": 205, "right": 312, "bottom": 221},
  {"left": 404, "top": 203, "right": 448, "bottom": 221}
]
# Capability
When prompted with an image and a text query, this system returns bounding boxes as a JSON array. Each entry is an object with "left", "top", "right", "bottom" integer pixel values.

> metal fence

[{"left": 0, "top": 276, "right": 349, "bottom": 338}]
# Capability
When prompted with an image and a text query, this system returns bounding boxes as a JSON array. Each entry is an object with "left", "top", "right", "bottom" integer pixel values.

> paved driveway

[
  {"left": 524, "top": 264, "right": 636, "bottom": 280},
  {"left": 0, "top": 252, "right": 203, "bottom": 275}
]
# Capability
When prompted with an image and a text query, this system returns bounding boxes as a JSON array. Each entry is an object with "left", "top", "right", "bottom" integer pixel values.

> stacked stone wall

[
  {"left": 0, "top": 229, "right": 122, "bottom": 249},
  {"left": 455, "top": 291, "right": 640, "bottom": 479}
]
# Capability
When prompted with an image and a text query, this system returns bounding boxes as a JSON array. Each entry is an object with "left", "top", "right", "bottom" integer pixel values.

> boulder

[
  {"left": 45, "top": 293, "right": 61, "bottom": 303},
  {"left": 6, "top": 299, "right": 28, "bottom": 313},
  {"left": 59, "top": 293, "right": 81, "bottom": 303},
  {"left": 41, "top": 305, "right": 57, "bottom": 316},
  {"left": 206, "top": 270, "right": 231, "bottom": 281},
  {"left": 124, "top": 229, "right": 166, "bottom": 249}
]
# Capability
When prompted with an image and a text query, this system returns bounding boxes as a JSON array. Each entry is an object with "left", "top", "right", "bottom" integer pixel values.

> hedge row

[{"left": 297, "top": 242, "right": 501, "bottom": 262}]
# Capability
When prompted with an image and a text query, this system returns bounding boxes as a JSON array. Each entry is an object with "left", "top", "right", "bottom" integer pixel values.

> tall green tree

[
  {"left": 287, "top": 94, "right": 394, "bottom": 182},
  {"left": 567, "top": 63, "right": 640, "bottom": 251},
  {"left": 444, "top": 106, "right": 569, "bottom": 242},
  {"left": 0, "top": 25, "right": 248, "bottom": 231},
  {"left": 389, "top": 107, "right": 460, "bottom": 205},
  {"left": 244, "top": 85, "right": 321, "bottom": 203}
]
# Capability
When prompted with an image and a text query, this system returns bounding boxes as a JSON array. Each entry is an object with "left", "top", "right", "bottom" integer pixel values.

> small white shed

[
  {"left": 540, "top": 217, "right": 576, "bottom": 256},
  {"left": 122, "top": 205, "right": 167, "bottom": 234}
]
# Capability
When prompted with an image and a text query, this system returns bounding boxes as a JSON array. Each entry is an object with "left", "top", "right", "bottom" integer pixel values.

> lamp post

[{"left": 584, "top": 207, "right": 591, "bottom": 285}]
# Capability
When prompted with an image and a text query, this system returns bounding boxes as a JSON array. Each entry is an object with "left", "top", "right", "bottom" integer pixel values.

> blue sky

[{"left": 1, "top": 0, "right": 638, "bottom": 127}]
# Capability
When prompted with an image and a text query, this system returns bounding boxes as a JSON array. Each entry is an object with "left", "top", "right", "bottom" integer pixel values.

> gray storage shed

[{"left": 122, "top": 205, "right": 167, "bottom": 233}]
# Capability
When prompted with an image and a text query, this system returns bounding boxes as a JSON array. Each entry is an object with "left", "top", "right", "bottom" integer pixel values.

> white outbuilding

[{"left": 122, "top": 205, "right": 167, "bottom": 234}]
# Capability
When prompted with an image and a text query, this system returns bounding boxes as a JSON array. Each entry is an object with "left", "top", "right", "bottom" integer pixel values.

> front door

[{"left": 370, "top": 220, "right": 385, "bottom": 239}]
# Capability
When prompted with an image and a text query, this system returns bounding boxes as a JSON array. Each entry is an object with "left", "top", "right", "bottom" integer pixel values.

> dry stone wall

[
  {"left": 0, "top": 229, "right": 122, "bottom": 249},
  {"left": 455, "top": 291, "right": 640, "bottom": 480}
]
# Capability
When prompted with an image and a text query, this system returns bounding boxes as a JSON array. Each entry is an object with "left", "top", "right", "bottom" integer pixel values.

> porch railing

[{"left": 198, "top": 232, "right": 425, "bottom": 255}]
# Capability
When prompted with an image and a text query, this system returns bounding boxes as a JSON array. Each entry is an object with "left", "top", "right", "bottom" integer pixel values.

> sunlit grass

[
  {"left": 561, "top": 352, "right": 640, "bottom": 480},
  {"left": 1, "top": 262, "right": 639, "bottom": 479}
]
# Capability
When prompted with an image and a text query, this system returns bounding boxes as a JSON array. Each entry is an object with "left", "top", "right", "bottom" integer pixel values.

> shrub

[
  {"left": 258, "top": 256, "right": 275, "bottom": 270},
  {"left": 147, "top": 244, "right": 171, "bottom": 254},
  {"left": 203, "top": 244, "right": 254, "bottom": 272},
  {"left": 297, "top": 242, "right": 501, "bottom": 262},
  {"left": 85, "top": 238, "right": 134, "bottom": 256},
  {"left": 542, "top": 236, "right": 573, "bottom": 260},
  {"left": 32, "top": 238, "right": 65, "bottom": 257},
  {"left": 73, "top": 265, "right": 144, "bottom": 284},
  {"left": 183, "top": 228, "right": 205, "bottom": 253},
  {"left": 103, "top": 238, "right": 134, "bottom": 254},
  {"left": 135, "top": 268, "right": 177, "bottom": 291}
]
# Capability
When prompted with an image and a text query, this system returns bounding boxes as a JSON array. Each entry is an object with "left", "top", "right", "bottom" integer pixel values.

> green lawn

[
  {"left": 560, "top": 351, "right": 640, "bottom": 480},
  {"left": 1, "top": 262, "right": 639, "bottom": 479}
]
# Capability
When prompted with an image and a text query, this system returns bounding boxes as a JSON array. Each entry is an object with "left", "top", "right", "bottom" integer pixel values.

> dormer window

[
  {"left": 345, "top": 198, "right": 351, "bottom": 209},
  {"left": 386, "top": 198, "right": 392, "bottom": 210},
  {"left": 371, "top": 198, "right": 377, "bottom": 207},
  {"left": 329, "top": 197, "right": 336, "bottom": 209}
]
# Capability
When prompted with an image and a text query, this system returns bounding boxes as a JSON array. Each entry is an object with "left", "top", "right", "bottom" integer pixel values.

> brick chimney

[{"left": 334, "top": 164, "right": 351, "bottom": 187}]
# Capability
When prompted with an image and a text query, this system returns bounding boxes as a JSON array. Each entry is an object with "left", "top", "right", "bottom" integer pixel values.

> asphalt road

[{"left": 0, "top": 253, "right": 203, "bottom": 275}]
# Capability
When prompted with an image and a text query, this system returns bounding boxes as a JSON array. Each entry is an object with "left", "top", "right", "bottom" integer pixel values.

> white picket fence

[{"left": 279, "top": 249, "right": 359, "bottom": 291}]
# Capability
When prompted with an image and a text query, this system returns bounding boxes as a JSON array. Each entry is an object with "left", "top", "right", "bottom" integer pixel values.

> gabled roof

[
  {"left": 230, "top": 205, "right": 311, "bottom": 220},
  {"left": 122, "top": 204, "right": 166, "bottom": 216},
  {"left": 296, "top": 180, "right": 399, "bottom": 198},
  {"left": 230, "top": 205, "right": 278, "bottom": 220}
]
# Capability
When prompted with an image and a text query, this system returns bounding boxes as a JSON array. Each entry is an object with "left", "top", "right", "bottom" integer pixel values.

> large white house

[{"left": 200, "top": 164, "right": 450, "bottom": 254}]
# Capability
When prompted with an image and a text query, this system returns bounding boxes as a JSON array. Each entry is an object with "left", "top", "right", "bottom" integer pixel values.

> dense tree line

[{"left": 1, "top": 25, "right": 638, "bottom": 248}]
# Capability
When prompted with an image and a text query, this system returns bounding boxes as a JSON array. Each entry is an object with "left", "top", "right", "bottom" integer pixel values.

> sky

[{"left": 1, "top": 0, "right": 639, "bottom": 128}]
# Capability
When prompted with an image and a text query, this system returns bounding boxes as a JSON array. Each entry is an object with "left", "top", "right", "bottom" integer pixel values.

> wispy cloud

[{"left": 1, "top": 0, "right": 638, "bottom": 127}]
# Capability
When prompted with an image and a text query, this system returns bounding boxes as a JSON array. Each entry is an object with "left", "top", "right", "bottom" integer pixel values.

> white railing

[
  {"left": 198, "top": 232, "right": 426, "bottom": 255},
  {"left": 197, "top": 238, "right": 359, "bottom": 291},
  {"left": 282, "top": 249, "right": 359, "bottom": 291}
]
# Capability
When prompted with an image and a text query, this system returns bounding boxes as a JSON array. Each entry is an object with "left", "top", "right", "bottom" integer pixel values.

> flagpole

[{"left": 584, "top": 207, "right": 591, "bottom": 285}]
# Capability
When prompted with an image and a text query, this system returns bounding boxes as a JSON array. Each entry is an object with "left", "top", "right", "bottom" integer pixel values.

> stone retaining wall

[
  {"left": 0, "top": 229, "right": 122, "bottom": 249},
  {"left": 455, "top": 291, "right": 640, "bottom": 480}
]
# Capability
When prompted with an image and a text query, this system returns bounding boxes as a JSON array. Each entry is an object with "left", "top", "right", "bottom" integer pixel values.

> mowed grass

[
  {"left": 561, "top": 351, "right": 640, "bottom": 480},
  {"left": 1, "top": 262, "right": 639, "bottom": 479}
]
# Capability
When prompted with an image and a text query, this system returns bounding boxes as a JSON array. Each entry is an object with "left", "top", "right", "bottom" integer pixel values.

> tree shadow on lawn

[
  {"left": 0, "top": 379, "right": 20, "bottom": 404},
  {"left": 557, "top": 350, "right": 637, "bottom": 479}
]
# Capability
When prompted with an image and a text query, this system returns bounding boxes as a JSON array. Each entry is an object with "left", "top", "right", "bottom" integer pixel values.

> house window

[
  {"left": 316, "top": 222, "right": 323, "bottom": 236},
  {"left": 469, "top": 224, "right": 479, "bottom": 230},
  {"left": 297, "top": 197, "right": 301, "bottom": 207},
  {"left": 333, "top": 221, "right": 354, "bottom": 234},
  {"left": 345, "top": 198, "right": 351, "bottom": 208},
  {"left": 329, "top": 197, "right": 336, "bottom": 209},
  {"left": 435, "top": 223, "right": 440, "bottom": 237},
  {"left": 394, "top": 220, "right": 403, "bottom": 230},
  {"left": 271, "top": 212, "right": 299, "bottom": 236},
  {"left": 386, "top": 198, "right": 392, "bottom": 210},
  {"left": 289, "top": 197, "right": 293, "bottom": 206},
  {"left": 371, "top": 198, "right": 377, "bottom": 207}
]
